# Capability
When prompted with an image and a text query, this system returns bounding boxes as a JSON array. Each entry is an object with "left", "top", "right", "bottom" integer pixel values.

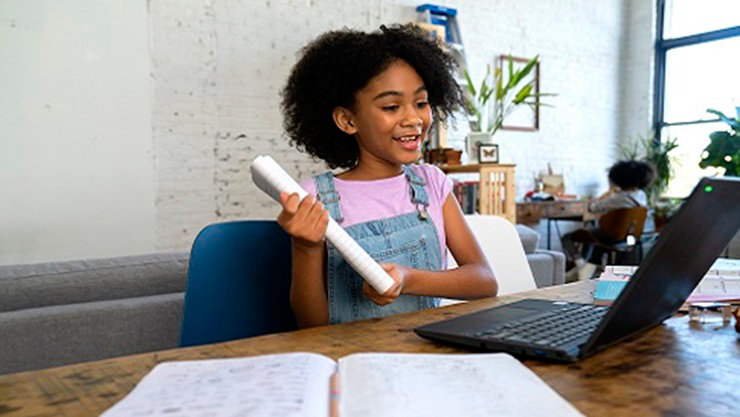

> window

[{"left": 654, "top": 0, "right": 740, "bottom": 197}]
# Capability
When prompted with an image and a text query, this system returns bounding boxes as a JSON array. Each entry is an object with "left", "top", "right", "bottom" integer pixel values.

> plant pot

[
  {"left": 444, "top": 149, "right": 462, "bottom": 165},
  {"left": 424, "top": 148, "right": 462, "bottom": 165},
  {"left": 653, "top": 214, "right": 670, "bottom": 233}
]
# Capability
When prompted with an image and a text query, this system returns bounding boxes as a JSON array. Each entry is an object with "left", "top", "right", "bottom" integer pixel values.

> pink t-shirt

[{"left": 300, "top": 164, "right": 453, "bottom": 262}]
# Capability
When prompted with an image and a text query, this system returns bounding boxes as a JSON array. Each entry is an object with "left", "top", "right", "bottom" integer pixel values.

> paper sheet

[
  {"left": 337, "top": 353, "right": 584, "bottom": 417},
  {"left": 100, "top": 353, "right": 336, "bottom": 417},
  {"left": 250, "top": 155, "right": 394, "bottom": 293}
]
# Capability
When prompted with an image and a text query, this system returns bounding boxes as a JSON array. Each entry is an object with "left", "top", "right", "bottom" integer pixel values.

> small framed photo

[{"left": 478, "top": 144, "right": 499, "bottom": 164}]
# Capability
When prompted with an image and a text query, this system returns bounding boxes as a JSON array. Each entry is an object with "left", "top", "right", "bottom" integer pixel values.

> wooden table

[{"left": 1, "top": 281, "right": 739, "bottom": 417}]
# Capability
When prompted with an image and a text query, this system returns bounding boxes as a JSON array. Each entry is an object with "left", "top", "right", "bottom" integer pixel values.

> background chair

[
  {"left": 180, "top": 220, "right": 296, "bottom": 347},
  {"left": 448, "top": 214, "right": 537, "bottom": 296},
  {"left": 572, "top": 206, "right": 648, "bottom": 268}
]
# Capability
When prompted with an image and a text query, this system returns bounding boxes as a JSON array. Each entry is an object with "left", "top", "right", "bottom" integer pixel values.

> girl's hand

[
  {"left": 363, "top": 263, "right": 408, "bottom": 306},
  {"left": 277, "top": 192, "right": 329, "bottom": 249}
]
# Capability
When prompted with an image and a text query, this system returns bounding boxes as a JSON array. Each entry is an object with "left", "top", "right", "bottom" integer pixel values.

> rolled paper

[{"left": 250, "top": 155, "right": 394, "bottom": 294}]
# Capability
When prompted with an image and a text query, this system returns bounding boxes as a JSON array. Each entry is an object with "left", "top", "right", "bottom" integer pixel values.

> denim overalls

[{"left": 313, "top": 166, "right": 443, "bottom": 324}]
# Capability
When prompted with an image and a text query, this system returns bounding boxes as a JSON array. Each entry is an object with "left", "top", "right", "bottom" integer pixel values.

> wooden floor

[{"left": 1, "top": 281, "right": 738, "bottom": 417}]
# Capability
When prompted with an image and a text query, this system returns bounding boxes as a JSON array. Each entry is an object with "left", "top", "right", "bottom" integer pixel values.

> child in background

[
  {"left": 561, "top": 160, "right": 655, "bottom": 276},
  {"left": 277, "top": 25, "right": 497, "bottom": 328}
]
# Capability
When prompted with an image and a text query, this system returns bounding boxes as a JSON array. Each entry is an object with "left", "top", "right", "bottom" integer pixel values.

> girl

[{"left": 277, "top": 25, "right": 497, "bottom": 328}]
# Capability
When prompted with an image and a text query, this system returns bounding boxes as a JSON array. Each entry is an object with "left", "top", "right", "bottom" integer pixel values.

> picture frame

[
  {"left": 478, "top": 143, "right": 499, "bottom": 164},
  {"left": 498, "top": 55, "right": 540, "bottom": 131}
]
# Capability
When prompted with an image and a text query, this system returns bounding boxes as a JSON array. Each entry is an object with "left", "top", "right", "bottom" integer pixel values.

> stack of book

[
  {"left": 593, "top": 259, "right": 740, "bottom": 305},
  {"left": 452, "top": 179, "right": 480, "bottom": 214}
]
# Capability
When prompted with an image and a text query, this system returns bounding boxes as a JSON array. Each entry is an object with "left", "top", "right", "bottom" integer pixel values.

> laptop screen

[{"left": 583, "top": 177, "right": 740, "bottom": 355}]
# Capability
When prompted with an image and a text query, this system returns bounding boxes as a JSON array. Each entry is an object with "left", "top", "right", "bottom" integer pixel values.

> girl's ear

[{"left": 332, "top": 107, "right": 357, "bottom": 135}]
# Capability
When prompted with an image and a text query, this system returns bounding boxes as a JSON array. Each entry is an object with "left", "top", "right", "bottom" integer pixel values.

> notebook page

[
  {"left": 250, "top": 155, "right": 394, "bottom": 293},
  {"left": 337, "top": 353, "right": 584, "bottom": 417},
  {"left": 100, "top": 353, "right": 335, "bottom": 417}
]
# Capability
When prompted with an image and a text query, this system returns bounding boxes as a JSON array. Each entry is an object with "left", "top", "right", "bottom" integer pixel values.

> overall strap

[
  {"left": 626, "top": 194, "right": 642, "bottom": 207},
  {"left": 402, "top": 165, "right": 430, "bottom": 220},
  {"left": 313, "top": 172, "right": 344, "bottom": 223}
]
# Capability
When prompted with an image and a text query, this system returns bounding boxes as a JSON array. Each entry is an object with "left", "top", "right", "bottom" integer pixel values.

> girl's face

[{"left": 335, "top": 59, "right": 432, "bottom": 176}]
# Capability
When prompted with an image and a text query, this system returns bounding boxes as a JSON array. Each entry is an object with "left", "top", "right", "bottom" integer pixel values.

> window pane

[
  {"left": 661, "top": 122, "right": 726, "bottom": 198},
  {"left": 663, "top": 36, "right": 740, "bottom": 124},
  {"left": 663, "top": 0, "right": 740, "bottom": 39}
]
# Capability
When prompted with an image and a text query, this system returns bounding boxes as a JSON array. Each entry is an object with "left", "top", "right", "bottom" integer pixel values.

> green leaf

[
  {"left": 707, "top": 108, "right": 739, "bottom": 130},
  {"left": 479, "top": 81, "right": 490, "bottom": 105},
  {"left": 481, "top": 87, "right": 494, "bottom": 105},
  {"left": 513, "top": 84, "right": 533, "bottom": 104},
  {"left": 514, "top": 55, "right": 538, "bottom": 85},
  {"left": 495, "top": 69, "right": 504, "bottom": 100},
  {"left": 699, "top": 130, "right": 740, "bottom": 175},
  {"left": 463, "top": 69, "right": 477, "bottom": 98}
]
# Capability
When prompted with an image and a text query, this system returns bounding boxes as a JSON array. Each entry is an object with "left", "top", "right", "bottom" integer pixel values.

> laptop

[{"left": 415, "top": 177, "right": 740, "bottom": 362}]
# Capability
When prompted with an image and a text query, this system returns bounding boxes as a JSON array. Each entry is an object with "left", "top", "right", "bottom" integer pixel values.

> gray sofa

[
  {"left": 0, "top": 227, "right": 563, "bottom": 376},
  {"left": 515, "top": 224, "right": 566, "bottom": 289},
  {"left": 0, "top": 252, "right": 189, "bottom": 375}
]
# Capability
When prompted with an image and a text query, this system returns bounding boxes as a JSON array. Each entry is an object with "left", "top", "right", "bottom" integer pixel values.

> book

[
  {"left": 594, "top": 259, "right": 740, "bottom": 305},
  {"left": 100, "top": 352, "right": 584, "bottom": 417},
  {"left": 250, "top": 155, "right": 394, "bottom": 294}
]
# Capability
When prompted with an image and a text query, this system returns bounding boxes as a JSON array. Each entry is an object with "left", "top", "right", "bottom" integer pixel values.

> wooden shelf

[{"left": 440, "top": 164, "right": 517, "bottom": 223}]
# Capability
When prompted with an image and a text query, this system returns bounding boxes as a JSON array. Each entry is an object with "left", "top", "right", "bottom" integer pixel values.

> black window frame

[{"left": 653, "top": 0, "right": 740, "bottom": 136}]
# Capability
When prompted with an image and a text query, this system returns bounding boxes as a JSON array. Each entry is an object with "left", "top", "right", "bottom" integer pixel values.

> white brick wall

[{"left": 149, "top": 0, "right": 655, "bottom": 252}]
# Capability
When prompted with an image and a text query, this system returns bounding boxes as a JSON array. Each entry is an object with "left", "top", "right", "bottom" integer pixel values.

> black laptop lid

[{"left": 582, "top": 177, "right": 740, "bottom": 356}]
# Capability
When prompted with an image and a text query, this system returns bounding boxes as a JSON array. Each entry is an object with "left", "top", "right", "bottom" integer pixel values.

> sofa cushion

[
  {"left": 0, "top": 293, "right": 184, "bottom": 375},
  {"left": 0, "top": 252, "right": 189, "bottom": 312},
  {"left": 515, "top": 225, "right": 540, "bottom": 254},
  {"left": 527, "top": 250, "right": 566, "bottom": 288}
]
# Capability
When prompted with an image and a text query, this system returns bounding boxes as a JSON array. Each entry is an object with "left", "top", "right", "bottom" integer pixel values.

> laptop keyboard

[{"left": 472, "top": 303, "right": 609, "bottom": 348}]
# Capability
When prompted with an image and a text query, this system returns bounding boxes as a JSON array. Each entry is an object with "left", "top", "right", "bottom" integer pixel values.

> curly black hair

[
  {"left": 281, "top": 24, "right": 462, "bottom": 169},
  {"left": 608, "top": 160, "right": 656, "bottom": 189}
]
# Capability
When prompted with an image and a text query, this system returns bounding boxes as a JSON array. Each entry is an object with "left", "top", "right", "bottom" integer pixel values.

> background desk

[
  {"left": 1, "top": 281, "right": 738, "bottom": 417},
  {"left": 517, "top": 200, "right": 597, "bottom": 249}
]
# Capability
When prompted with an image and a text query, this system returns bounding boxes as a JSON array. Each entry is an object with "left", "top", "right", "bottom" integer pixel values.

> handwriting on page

[
  {"left": 101, "top": 353, "right": 335, "bottom": 417},
  {"left": 338, "top": 353, "right": 583, "bottom": 417}
]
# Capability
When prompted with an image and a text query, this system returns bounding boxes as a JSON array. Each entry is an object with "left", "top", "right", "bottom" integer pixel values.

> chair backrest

[
  {"left": 448, "top": 215, "right": 537, "bottom": 296},
  {"left": 180, "top": 220, "right": 297, "bottom": 347},
  {"left": 597, "top": 206, "right": 648, "bottom": 242}
]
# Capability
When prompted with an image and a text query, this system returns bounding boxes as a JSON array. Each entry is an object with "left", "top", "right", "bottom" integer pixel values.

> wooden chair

[{"left": 570, "top": 206, "right": 648, "bottom": 267}]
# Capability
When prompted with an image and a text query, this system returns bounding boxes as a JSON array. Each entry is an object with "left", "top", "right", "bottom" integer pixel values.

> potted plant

[
  {"left": 651, "top": 197, "right": 681, "bottom": 232},
  {"left": 699, "top": 107, "right": 739, "bottom": 176},
  {"left": 463, "top": 55, "right": 552, "bottom": 162}
]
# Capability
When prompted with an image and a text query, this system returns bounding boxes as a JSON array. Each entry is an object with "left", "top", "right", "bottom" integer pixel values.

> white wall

[
  {"left": 0, "top": 0, "right": 157, "bottom": 264},
  {"left": 0, "top": 0, "right": 657, "bottom": 264},
  {"left": 148, "top": 0, "right": 656, "bottom": 252}
]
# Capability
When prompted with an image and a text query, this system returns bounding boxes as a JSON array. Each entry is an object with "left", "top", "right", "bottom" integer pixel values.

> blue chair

[{"left": 180, "top": 220, "right": 297, "bottom": 347}]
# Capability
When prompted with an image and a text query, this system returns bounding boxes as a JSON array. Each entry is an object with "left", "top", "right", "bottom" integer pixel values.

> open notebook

[
  {"left": 250, "top": 155, "right": 393, "bottom": 294},
  {"left": 100, "top": 352, "right": 584, "bottom": 417}
]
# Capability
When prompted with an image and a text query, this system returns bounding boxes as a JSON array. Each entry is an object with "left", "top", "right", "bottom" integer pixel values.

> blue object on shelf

[
  {"left": 416, "top": 3, "right": 459, "bottom": 43},
  {"left": 416, "top": 4, "right": 457, "bottom": 16}
]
